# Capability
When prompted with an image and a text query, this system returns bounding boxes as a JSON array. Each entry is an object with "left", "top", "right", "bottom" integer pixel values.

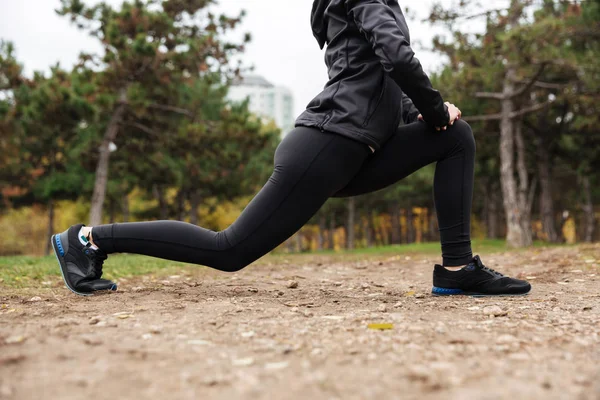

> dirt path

[{"left": 1, "top": 245, "right": 599, "bottom": 400}]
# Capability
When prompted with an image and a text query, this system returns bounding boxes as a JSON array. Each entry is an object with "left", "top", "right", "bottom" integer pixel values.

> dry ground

[{"left": 1, "top": 244, "right": 599, "bottom": 400}]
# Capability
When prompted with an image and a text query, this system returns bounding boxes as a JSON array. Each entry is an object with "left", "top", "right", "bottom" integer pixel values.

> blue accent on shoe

[
  {"left": 432, "top": 286, "right": 463, "bottom": 295},
  {"left": 110, "top": 283, "right": 118, "bottom": 291},
  {"left": 55, "top": 235, "right": 65, "bottom": 257}
]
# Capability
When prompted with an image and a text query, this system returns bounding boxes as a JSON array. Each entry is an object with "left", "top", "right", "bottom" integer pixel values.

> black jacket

[{"left": 296, "top": 0, "right": 449, "bottom": 150}]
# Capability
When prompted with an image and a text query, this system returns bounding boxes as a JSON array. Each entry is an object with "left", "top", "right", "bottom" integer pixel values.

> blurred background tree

[{"left": 0, "top": 0, "right": 598, "bottom": 256}]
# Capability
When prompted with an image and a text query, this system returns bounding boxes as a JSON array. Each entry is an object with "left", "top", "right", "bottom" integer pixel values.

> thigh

[
  {"left": 334, "top": 120, "right": 471, "bottom": 197},
  {"left": 223, "top": 127, "right": 370, "bottom": 260}
]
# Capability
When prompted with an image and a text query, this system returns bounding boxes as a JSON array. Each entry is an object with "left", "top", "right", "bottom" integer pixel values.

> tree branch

[
  {"left": 122, "top": 121, "right": 161, "bottom": 137},
  {"left": 510, "top": 100, "right": 552, "bottom": 118},
  {"left": 508, "top": 63, "right": 548, "bottom": 98},
  {"left": 512, "top": 80, "right": 570, "bottom": 90},
  {"left": 464, "top": 100, "right": 552, "bottom": 122},
  {"left": 148, "top": 103, "right": 194, "bottom": 118},
  {"left": 463, "top": 113, "right": 503, "bottom": 122},
  {"left": 475, "top": 92, "right": 505, "bottom": 100}
]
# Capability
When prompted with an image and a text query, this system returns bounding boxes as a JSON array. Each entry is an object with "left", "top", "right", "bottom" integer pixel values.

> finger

[{"left": 442, "top": 126, "right": 447, "bottom": 130}]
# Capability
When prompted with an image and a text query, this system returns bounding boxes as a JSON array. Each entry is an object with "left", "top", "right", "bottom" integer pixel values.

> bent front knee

[
  {"left": 216, "top": 259, "right": 249, "bottom": 273},
  {"left": 450, "top": 119, "right": 476, "bottom": 154},
  {"left": 214, "top": 252, "right": 259, "bottom": 273}
]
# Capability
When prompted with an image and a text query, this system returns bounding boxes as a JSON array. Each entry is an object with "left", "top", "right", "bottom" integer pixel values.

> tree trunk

[
  {"left": 318, "top": 214, "right": 326, "bottom": 251},
  {"left": 487, "top": 183, "right": 500, "bottom": 239},
  {"left": 176, "top": 189, "right": 186, "bottom": 221},
  {"left": 295, "top": 232, "right": 303, "bottom": 252},
  {"left": 328, "top": 214, "right": 335, "bottom": 250},
  {"left": 390, "top": 204, "right": 401, "bottom": 245},
  {"left": 429, "top": 208, "right": 439, "bottom": 242},
  {"left": 153, "top": 185, "right": 168, "bottom": 220},
  {"left": 515, "top": 122, "right": 534, "bottom": 246},
  {"left": 109, "top": 200, "right": 116, "bottom": 224},
  {"left": 122, "top": 194, "right": 130, "bottom": 222},
  {"left": 346, "top": 197, "right": 355, "bottom": 249},
  {"left": 363, "top": 213, "right": 373, "bottom": 247},
  {"left": 405, "top": 206, "right": 415, "bottom": 244},
  {"left": 581, "top": 176, "right": 595, "bottom": 243},
  {"left": 499, "top": 69, "right": 531, "bottom": 248},
  {"left": 189, "top": 191, "right": 201, "bottom": 225},
  {"left": 89, "top": 89, "right": 128, "bottom": 226},
  {"left": 45, "top": 199, "right": 54, "bottom": 256},
  {"left": 536, "top": 136, "right": 559, "bottom": 242}
]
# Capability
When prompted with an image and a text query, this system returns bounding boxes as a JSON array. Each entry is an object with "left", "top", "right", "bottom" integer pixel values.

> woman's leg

[
  {"left": 334, "top": 120, "right": 476, "bottom": 266},
  {"left": 92, "top": 127, "right": 371, "bottom": 272}
]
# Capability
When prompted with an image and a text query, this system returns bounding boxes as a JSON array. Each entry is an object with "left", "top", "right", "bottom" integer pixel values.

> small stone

[
  {"left": 248, "top": 287, "right": 259, "bottom": 293},
  {"left": 132, "top": 286, "right": 145, "bottom": 292},
  {"left": 82, "top": 336, "right": 102, "bottom": 346},
  {"left": 241, "top": 331, "right": 255, "bottom": 338},
  {"left": 28, "top": 296, "right": 42, "bottom": 302},
  {"left": 0, "top": 384, "right": 14, "bottom": 397},
  {"left": 467, "top": 306, "right": 480, "bottom": 311},
  {"left": 265, "top": 361, "right": 289, "bottom": 370},
  {"left": 188, "top": 339, "right": 213, "bottom": 346},
  {"left": 286, "top": 280, "right": 299, "bottom": 289},
  {"left": 378, "top": 304, "right": 388, "bottom": 313},
  {"left": 414, "top": 293, "right": 426, "bottom": 299},
  {"left": 232, "top": 357, "right": 254, "bottom": 367},
  {"left": 483, "top": 306, "right": 507, "bottom": 317},
  {"left": 496, "top": 334, "right": 517, "bottom": 344},
  {"left": 509, "top": 352, "right": 530, "bottom": 361},
  {"left": 541, "top": 381, "right": 552, "bottom": 389},
  {"left": 311, "top": 348, "right": 323, "bottom": 356},
  {"left": 361, "top": 282, "right": 370, "bottom": 289},
  {"left": 302, "top": 310, "right": 314, "bottom": 317},
  {"left": 149, "top": 326, "right": 162, "bottom": 334},
  {"left": 142, "top": 333, "right": 152, "bottom": 340}
]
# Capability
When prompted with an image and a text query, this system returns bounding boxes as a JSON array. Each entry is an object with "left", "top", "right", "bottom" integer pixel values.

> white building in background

[{"left": 227, "top": 75, "right": 295, "bottom": 136}]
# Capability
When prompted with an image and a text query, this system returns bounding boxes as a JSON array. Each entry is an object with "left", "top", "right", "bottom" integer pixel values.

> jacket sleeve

[
  {"left": 401, "top": 92, "right": 421, "bottom": 124},
  {"left": 345, "top": 0, "right": 449, "bottom": 127}
]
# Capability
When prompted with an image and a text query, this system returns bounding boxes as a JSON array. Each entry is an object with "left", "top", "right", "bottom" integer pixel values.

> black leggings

[{"left": 93, "top": 120, "right": 475, "bottom": 269}]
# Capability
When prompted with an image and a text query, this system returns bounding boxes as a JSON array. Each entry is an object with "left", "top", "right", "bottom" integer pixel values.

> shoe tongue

[
  {"left": 462, "top": 256, "right": 483, "bottom": 272},
  {"left": 472, "top": 255, "right": 484, "bottom": 268}
]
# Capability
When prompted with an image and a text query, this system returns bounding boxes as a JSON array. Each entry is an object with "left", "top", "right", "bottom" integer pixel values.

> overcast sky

[{"left": 0, "top": 0, "right": 454, "bottom": 117}]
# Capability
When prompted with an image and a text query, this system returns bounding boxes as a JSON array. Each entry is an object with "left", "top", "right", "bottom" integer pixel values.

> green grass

[
  {"left": 0, "top": 239, "right": 569, "bottom": 288},
  {"left": 0, "top": 254, "right": 188, "bottom": 289}
]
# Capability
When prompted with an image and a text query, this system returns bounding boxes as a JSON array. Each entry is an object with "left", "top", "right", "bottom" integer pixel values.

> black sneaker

[
  {"left": 51, "top": 224, "right": 117, "bottom": 296},
  {"left": 432, "top": 255, "right": 531, "bottom": 297}
]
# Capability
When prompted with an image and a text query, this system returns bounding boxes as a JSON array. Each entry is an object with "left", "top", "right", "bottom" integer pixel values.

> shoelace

[
  {"left": 481, "top": 265, "right": 504, "bottom": 277},
  {"left": 84, "top": 247, "right": 107, "bottom": 279}
]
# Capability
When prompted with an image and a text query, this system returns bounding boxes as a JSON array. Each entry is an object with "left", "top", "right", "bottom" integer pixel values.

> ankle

[
  {"left": 81, "top": 227, "right": 99, "bottom": 248},
  {"left": 443, "top": 266, "right": 465, "bottom": 270}
]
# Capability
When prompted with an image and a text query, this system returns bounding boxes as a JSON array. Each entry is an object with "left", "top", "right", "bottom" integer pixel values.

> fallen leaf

[
  {"left": 367, "top": 323, "right": 394, "bottom": 330},
  {"left": 5, "top": 335, "right": 26, "bottom": 344}
]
